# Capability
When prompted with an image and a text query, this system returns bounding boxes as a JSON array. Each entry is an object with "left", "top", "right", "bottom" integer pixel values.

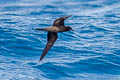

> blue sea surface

[{"left": 0, "top": 0, "right": 120, "bottom": 80}]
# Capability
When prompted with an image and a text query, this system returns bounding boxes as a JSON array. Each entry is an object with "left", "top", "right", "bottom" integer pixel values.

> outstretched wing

[
  {"left": 53, "top": 15, "right": 72, "bottom": 26},
  {"left": 39, "top": 32, "right": 58, "bottom": 62}
]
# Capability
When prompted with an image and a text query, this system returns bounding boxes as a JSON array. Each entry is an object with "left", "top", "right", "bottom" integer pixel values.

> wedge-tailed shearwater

[{"left": 36, "top": 15, "right": 72, "bottom": 62}]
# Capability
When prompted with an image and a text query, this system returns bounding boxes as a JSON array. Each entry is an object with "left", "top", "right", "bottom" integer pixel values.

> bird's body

[
  {"left": 36, "top": 15, "right": 72, "bottom": 62},
  {"left": 36, "top": 26, "right": 71, "bottom": 32}
]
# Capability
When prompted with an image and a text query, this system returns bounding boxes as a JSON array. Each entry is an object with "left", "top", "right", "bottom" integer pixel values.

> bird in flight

[{"left": 36, "top": 15, "right": 73, "bottom": 62}]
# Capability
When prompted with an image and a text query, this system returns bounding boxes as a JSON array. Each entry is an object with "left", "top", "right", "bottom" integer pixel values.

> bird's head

[{"left": 66, "top": 26, "right": 73, "bottom": 31}]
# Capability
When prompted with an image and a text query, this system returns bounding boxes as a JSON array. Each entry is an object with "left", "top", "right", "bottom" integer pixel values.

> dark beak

[{"left": 71, "top": 29, "right": 74, "bottom": 31}]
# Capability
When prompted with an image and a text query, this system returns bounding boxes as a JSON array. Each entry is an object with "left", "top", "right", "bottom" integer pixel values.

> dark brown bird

[{"left": 36, "top": 15, "right": 73, "bottom": 62}]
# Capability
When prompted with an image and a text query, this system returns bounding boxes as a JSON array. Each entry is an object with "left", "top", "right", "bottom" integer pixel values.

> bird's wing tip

[
  {"left": 39, "top": 58, "right": 42, "bottom": 62},
  {"left": 64, "top": 15, "right": 72, "bottom": 19}
]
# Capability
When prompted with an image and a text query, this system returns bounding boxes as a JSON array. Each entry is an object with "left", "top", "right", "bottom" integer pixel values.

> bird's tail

[
  {"left": 36, "top": 28, "right": 45, "bottom": 31},
  {"left": 36, "top": 28, "right": 50, "bottom": 32},
  {"left": 36, "top": 27, "right": 54, "bottom": 32}
]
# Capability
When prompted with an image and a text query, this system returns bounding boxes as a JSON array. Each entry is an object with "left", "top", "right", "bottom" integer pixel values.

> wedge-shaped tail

[{"left": 36, "top": 28, "right": 47, "bottom": 31}]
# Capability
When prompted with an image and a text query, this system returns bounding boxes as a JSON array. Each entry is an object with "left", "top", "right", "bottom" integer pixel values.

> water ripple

[{"left": 0, "top": 0, "right": 120, "bottom": 80}]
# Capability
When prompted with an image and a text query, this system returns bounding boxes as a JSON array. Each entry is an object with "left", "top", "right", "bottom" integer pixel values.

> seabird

[{"left": 36, "top": 15, "right": 73, "bottom": 62}]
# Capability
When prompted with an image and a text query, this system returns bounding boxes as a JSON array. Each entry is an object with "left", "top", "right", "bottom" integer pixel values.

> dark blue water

[{"left": 0, "top": 0, "right": 120, "bottom": 80}]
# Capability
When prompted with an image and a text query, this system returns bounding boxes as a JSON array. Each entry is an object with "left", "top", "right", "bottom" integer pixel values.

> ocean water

[{"left": 0, "top": 0, "right": 120, "bottom": 80}]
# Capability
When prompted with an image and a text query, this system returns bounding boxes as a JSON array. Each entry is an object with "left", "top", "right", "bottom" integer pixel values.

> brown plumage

[{"left": 36, "top": 15, "right": 72, "bottom": 62}]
